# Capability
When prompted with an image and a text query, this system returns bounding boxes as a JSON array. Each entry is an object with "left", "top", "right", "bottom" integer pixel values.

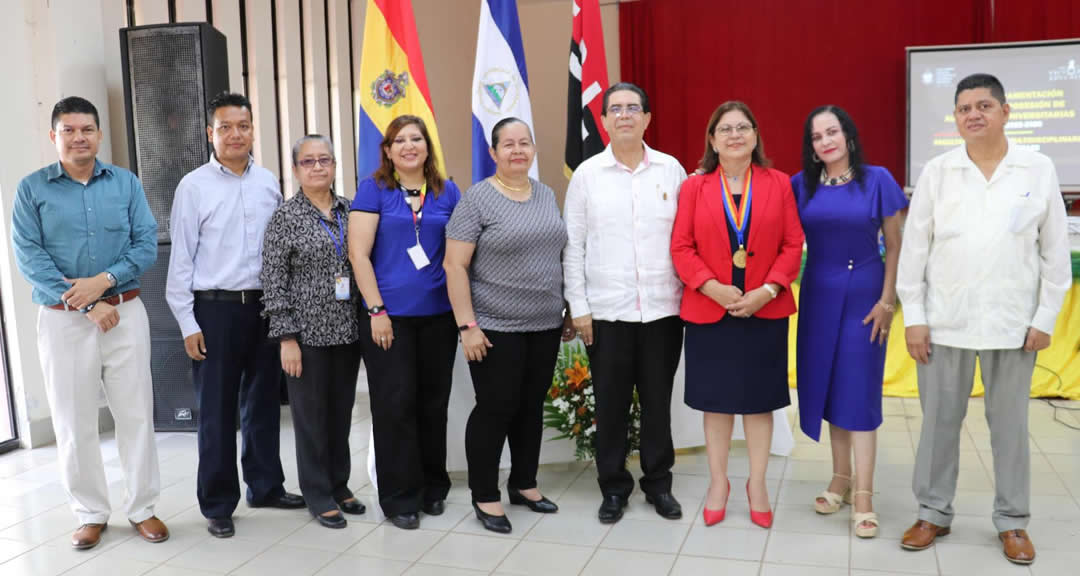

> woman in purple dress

[{"left": 793, "top": 106, "right": 907, "bottom": 539}]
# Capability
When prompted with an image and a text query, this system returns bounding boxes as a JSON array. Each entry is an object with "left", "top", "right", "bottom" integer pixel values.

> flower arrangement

[{"left": 543, "top": 340, "right": 641, "bottom": 460}]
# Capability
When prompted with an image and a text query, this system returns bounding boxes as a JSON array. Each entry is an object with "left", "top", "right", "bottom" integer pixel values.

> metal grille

[
  {"left": 142, "top": 244, "right": 180, "bottom": 340},
  {"left": 127, "top": 26, "right": 209, "bottom": 242},
  {"left": 150, "top": 338, "right": 197, "bottom": 432}
]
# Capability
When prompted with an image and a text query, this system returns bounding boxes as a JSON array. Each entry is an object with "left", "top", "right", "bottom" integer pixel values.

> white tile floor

[{"left": 1, "top": 392, "right": 1078, "bottom": 575}]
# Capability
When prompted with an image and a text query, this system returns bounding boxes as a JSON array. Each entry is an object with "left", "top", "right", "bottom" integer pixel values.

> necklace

[
  {"left": 820, "top": 166, "right": 854, "bottom": 186},
  {"left": 494, "top": 174, "right": 530, "bottom": 193}
]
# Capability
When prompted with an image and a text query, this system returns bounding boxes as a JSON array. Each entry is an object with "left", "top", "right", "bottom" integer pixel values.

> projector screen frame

[{"left": 906, "top": 38, "right": 1080, "bottom": 201}]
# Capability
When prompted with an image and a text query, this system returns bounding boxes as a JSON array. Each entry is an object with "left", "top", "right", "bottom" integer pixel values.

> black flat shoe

[
  {"left": 472, "top": 501, "right": 512, "bottom": 534},
  {"left": 389, "top": 513, "right": 420, "bottom": 530},
  {"left": 207, "top": 517, "right": 235, "bottom": 538},
  {"left": 598, "top": 494, "right": 627, "bottom": 524},
  {"left": 338, "top": 498, "right": 366, "bottom": 515},
  {"left": 508, "top": 489, "right": 559, "bottom": 513},
  {"left": 317, "top": 512, "right": 347, "bottom": 529},
  {"left": 422, "top": 500, "right": 445, "bottom": 516},
  {"left": 248, "top": 492, "right": 306, "bottom": 510},
  {"left": 645, "top": 492, "right": 683, "bottom": 520}
]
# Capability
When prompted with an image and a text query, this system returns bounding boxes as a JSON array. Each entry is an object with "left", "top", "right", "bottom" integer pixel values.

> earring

[{"left": 812, "top": 153, "right": 822, "bottom": 163}]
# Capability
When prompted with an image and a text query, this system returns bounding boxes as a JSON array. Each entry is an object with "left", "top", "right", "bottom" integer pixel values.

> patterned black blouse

[{"left": 261, "top": 191, "right": 360, "bottom": 346}]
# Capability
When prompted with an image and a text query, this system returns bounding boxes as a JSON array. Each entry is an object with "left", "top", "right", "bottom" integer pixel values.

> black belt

[{"left": 194, "top": 290, "right": 263, "bottom": 304}]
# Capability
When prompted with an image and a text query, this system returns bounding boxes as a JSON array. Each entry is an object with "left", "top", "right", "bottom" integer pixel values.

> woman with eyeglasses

[
  {"left": 261, "top": 134, "right": 366, "bottom": 529},
  {"left": 347, "top": 115, "right": 461, "bottom": 530},
  {"left": 671, "top": 101, "right": 804, "bottom": 529},
  {"left": 792, "top": 106, "right": 906, "bottom": 538}
]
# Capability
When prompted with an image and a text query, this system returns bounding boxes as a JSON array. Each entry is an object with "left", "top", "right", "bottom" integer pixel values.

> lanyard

[
  {"left": 719, "top": 165, "right": 752, "bottom": 249},
  {"left": 317, "top": 210, "right": 346, "bottom": 262},
  {"left": 401, "top": 181, "right": 428, "bottom": 241}
]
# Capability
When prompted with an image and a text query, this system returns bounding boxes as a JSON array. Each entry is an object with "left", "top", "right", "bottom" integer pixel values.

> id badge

[
  {"left": 407, "top": 244, "right": 431, "bottom": 269},
  {"left": 334, "top": 273, "right": 350, "bottom": 301}
]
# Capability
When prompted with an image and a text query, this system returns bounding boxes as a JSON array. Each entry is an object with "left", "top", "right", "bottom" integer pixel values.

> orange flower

[
  {"left": 549, "top": 387, "right": 559, "bottom": 399},
  {"left": 577, "top": 405, "right": 587, "bottom": 416},
  {"left": 572, "top": 422, "right": 581, "bottom": 435},
  {"left": 564, "top": 361, "right": 590, "bottom": 390}
]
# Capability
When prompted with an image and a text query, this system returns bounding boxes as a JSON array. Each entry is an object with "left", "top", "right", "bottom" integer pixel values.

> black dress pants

[
  {"left": 192, "top": 297, "right": 286, "bottom": 519},
  {"left": 361, "top": 313, "right": 457, "bottom": 516},
  {"left": 465, "top": 328, "right": 561, "bottom": 504},
  {"left": 588, "top": 316, "right": 683, "bottom": 499},
  {"left": 286, "top": 341, "right": 362, "bottom": 516}
]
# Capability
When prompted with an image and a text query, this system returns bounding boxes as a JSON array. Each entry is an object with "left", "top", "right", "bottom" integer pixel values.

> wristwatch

[
  {"left": 105, "top": 272, "right": 117, "bottom": 287},
  {"left": 367, "top": 304, "right": 386, "bottom": 316}
]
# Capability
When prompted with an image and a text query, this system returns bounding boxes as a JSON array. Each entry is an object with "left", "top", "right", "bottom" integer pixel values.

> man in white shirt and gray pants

[
  {"left": 897, "top": 73, "right": 1071, "bottom": 565},
  {"left": 564, "top": 82, "right": 687, "bottom": 524}
]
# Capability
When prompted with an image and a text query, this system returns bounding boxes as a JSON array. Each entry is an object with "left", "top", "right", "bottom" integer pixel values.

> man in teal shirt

[{"left": 11, "top": 96, "right": 167, "bottom": 550}]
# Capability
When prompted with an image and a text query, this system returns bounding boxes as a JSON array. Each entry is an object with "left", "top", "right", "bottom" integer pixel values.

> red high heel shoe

[
  {"left": 746, "top": 480, "right": 773, "bottom": 529},
  {"left": 703, "top": 479, "right": 730, "bottom": 526}
]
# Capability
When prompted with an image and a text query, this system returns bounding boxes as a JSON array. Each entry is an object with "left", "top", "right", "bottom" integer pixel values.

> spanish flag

[{"left": 357, "top": 0, "right": 445, "bottom": 180}]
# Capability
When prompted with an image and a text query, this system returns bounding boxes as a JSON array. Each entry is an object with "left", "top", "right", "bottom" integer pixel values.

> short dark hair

[
  {"left": 954, "top": 73, "right": 1006, "bottom": 105},
  {"left": 602, "top": 82, "right": 650, "bottom": 115},
  {"left": 490, "top": 117, "right": 532, "bottom": 149},
  {"left": 51, "top": 96, "right": 99, "bottom": 130},
  {"left": 207, "top": 92, "right": 252, "bottom": 124}
]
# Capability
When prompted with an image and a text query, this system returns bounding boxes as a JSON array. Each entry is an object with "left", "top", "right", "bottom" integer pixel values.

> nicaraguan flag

[{"left": 471, "top": 0, "right": 538, "bottom": 184}]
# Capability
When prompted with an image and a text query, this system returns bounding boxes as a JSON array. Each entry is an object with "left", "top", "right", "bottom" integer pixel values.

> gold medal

[{"left": 733, "top": 247, "right": 747, "bottom": 269}]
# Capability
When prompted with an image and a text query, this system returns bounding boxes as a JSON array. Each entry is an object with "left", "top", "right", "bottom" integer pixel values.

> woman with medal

[
  {"left": 348, "top": 115, "right": 462, "bottom": 530},
  {"left": 261, "top": 135, "right": 365, "bottom": 528},
  {"left": 671, "top": 101, "right": 804, "bottom": 529},
  {"left": 444, "top": 117, "right": 574, "bottom": 534},
  {"left": 792, "top": 106, "right": 907, "bottom": 538}
]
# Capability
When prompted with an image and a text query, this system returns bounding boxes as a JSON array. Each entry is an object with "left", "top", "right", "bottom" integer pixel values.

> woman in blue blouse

[{"left": 347, "top": 115, "right": 461, "bottom": 530}]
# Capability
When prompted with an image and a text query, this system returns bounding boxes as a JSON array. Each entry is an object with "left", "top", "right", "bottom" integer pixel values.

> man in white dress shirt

[
  {"left": 166, "top": 92, "right": 304, "bottom": 539},
  {"left": 897, "top": 73, "right": 1071, "bottom": 565},
  {"left": 563, "top": 82, "right": 688, "bottom": 524}
]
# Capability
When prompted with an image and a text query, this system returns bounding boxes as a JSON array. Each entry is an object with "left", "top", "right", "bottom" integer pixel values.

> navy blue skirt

[{"left": 684, "top": 315, "right": 790, "bottom": 414}]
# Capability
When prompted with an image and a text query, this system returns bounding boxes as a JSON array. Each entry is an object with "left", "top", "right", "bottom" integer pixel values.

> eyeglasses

[
  {"left": 607, "top": 104, "right": 643, "bottom": 117},
  {"left": 716, "top": 123, "right": 755, "bottom": 137},
  {"left": 298, "top": 156, "right": 335, "bottom": 169}
]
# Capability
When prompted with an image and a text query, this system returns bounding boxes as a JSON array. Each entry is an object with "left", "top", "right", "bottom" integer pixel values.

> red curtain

[{"left": 619, "top": 0, "right": 1078, "bottom": 187}]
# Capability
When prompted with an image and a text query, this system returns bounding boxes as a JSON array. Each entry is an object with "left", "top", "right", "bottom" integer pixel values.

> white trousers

[{"left": 37, "top": 298, "right": 160, "bottom": 525}]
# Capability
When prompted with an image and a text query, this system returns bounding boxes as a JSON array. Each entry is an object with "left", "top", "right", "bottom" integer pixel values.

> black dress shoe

[
  {"left": 645, "top": 492, "right": 683, "bottom": 519},
  {"left": 472, "top": 502, "right": 512, "bottom": 534},
  {"left": 316, "top": 512, "right": 347, "bottom": 529},
  {"left": 508, "top": 489, "right": 559, "bottom": 513},
  {"left": 337, "top": 498, "right": 366, "bottom": 515},
  {"left": 389, "top": 513, "right": 420, "bottom": 530},
  {"left": 207, "top": 517, "right": 235, "bottom": 538},
  {"left": 598, "top": 495, "right": 627, "bottom": 524},
  {"left": 248, "top": 492, "right": 306, "bottom": 510},
  {"left": 422, "top": 500, "right": 445, "bottom": 516}
]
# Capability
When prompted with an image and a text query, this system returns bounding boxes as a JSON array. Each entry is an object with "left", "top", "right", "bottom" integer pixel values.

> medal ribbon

[{"left": 719, "top": 165, "right": 752, "bottom": 248}]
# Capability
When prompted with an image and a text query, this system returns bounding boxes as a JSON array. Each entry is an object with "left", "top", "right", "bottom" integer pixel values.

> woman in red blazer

[{"left": 671, "top": 101, "right": 804, "bottom": 529}]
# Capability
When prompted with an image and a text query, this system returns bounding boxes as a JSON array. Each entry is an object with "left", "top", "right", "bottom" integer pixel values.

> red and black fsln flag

[{"left": 564, "top": 0, "right": 610, "bottom": 178}]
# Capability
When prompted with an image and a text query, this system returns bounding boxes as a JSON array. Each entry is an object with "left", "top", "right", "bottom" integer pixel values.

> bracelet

[
  {"left": 878, "top": 300, "right": 896, "bottom": 313},
  {"left": 458, "top": 321, "right": 478, "bottom": 332},
  {"left": 761, "top": 284, "right": 778, "bottom": 299}
]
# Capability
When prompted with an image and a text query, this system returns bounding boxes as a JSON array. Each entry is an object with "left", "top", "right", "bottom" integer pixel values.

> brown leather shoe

[
  {"left": 901, "top": 519, "right": 951, "bottom": 550},
  {"left": 130, "top": 516, "right": 170, "bottom": 543},
  {"left": 999, "top": 529, "right": 1035, "bottom": 565},
  {"left": 71, "top": 523, "right": 107, "bottom": 550}
]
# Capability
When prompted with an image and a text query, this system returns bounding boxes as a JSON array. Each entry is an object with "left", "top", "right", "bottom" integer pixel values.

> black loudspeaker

[
  {"left": 120, "top": 23, "right": 229, "bottom": 242},
  {"left": 121, "top": 23, "right": 228, "bottom": 431},
  {"left": 142, "top": 244, "right": 197, "bottom": 431}
]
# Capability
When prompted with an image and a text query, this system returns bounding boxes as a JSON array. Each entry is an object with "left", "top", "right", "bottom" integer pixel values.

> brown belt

[{"left": 48, "top": 289, "right": 140, "bottom": 311}]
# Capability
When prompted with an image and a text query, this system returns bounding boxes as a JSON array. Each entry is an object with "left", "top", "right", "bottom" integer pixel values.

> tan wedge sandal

[
  {"left": 814, "top": 473, "right": 853, "bottom": 515},
  {"left": 852, "top": 490, "right": 879, "bottom": 538}
]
